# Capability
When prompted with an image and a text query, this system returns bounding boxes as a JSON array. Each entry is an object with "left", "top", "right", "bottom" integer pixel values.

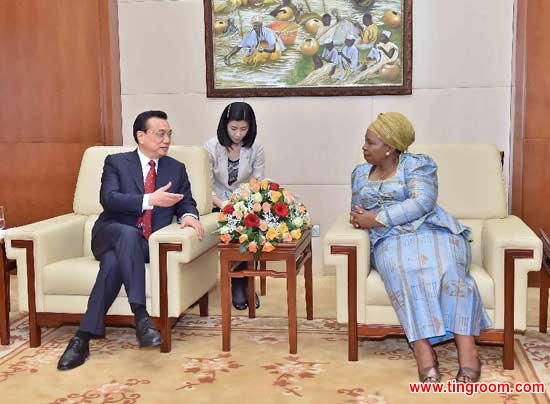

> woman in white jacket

[{"left": 204, "top": 102, "right": 265, "bottom": 310}]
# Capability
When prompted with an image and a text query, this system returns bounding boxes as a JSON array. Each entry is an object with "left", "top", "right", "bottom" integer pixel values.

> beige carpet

[{"left": 1, "top": 276, "right": 550, "bottom": 403}]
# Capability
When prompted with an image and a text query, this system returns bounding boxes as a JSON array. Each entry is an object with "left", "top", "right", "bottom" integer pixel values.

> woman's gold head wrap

[{"left": 368, "top": 112, "right": 415, "bottom": 152}]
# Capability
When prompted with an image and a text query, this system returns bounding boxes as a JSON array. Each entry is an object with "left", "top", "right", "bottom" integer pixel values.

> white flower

[
  {"left": 252, "top": 192, "right": 263, "bottom": 203},
  {"left": 291, "top": 217, "right": 304, "bottom": 228},
  {"left": 219, "top": 226, "right": 230, "bottom": 234},
  {"left": 234, "top": 201, "right": 247, "bottom": 212}
]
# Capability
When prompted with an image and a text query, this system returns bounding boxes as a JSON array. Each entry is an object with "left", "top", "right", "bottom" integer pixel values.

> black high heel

[{"left": 231, "top": 277, "right": 248, "bottom": 310}]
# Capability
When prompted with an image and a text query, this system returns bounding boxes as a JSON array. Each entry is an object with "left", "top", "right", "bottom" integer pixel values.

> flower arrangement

[{"left": 217, "top": 178, "right": 310, "bottom": 257}]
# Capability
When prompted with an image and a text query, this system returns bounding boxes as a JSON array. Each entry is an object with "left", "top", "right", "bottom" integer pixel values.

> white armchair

[
  {"left": 324, "top": 144, "right": 542, "bottom": 369},
  {"left": 5, "top": 146, "right": 219, "bottom": 352}
]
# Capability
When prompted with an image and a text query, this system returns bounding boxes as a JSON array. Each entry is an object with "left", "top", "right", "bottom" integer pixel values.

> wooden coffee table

[
  {"left": 539, "top": 229, "right": 550, "bottom": 332},
  {"left": 219, "top": 230, "right": 313, "bottom": 354}
]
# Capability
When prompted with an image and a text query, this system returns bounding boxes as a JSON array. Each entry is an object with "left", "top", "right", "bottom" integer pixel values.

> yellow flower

[
  {"left": 218, "top": 212, "right": 227, "bottom": 222},
  {"left": 270, "top": 190, "right": 282, "bottom": 203},
  {"left": 260, "top": 179, "right": 269, "bottom": 190},
  {"left": 266, "top": 227, "right": 279, "bottom": 241},
  {"left": 290, "top": 229, "right": 302, "bottom": 240},
  {"left": 278, "top": 222, "right": 289, "bottom": 233},
  {"left": 250, "top": 178, "right": 261, "bottom": 192},
  {"left": 238, "top": 234, "right": 248, "bottom": 243}
]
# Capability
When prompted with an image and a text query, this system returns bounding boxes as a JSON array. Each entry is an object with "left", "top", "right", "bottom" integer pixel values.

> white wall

[{"left": 118, "top": 0, "right": 515, "bottom": 274}]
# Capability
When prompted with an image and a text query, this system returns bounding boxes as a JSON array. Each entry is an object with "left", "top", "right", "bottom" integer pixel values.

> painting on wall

[{"left": 204, "top": 0, "right": 412, "bottom": 97}]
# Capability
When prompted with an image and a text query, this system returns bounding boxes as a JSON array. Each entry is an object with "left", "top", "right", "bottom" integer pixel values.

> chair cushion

[
  {"left": 365, "top": 263, "right": 494, "bottom": 310},
  {"left": 42, "top": 257, "right": 151, "bottom": 297},
  {"left": 408, "top": 144, "right": 507, "bottom": 219},
  {"left": 73, "top": 145, "right": 213, "bottom": 216},
  {"left": 356, "top": 144, "right": 507, "bottom": 220}
]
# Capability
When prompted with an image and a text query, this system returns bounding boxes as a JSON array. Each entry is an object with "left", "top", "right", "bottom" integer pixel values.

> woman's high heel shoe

[
  {"left": 455, "top": 357, "right": 481, "bottom": 383},
  {"left": 231, "top": 277, "right": 260, "bottom": 310},
  {"left": 415, "top": 348, "right": 441, "bottom": 383},
  {"left": 418, "top": 366, "right": 441, "bottom": 384},
  {"left": 231, "top": 277, "right": 247, "bottom": 310}
]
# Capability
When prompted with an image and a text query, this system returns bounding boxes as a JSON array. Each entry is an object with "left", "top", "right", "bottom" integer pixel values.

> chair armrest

[
  {"left": 148, "top": 212, "right": 218, "bottom": 264},
  {"left": 5, "top": 213, "right": 87, "bottom": 265},
  {"left": 482, "top": 215, "right": 542, "bottom": 330},
  {"left": 5, "top": 213, "right": 88, "bottom": 312},
  {"left": 323, "top": 213, "right": 371, "bottom": 323},
  {"left": 147, "top": 212, "right": 219, "bottom": 316}
]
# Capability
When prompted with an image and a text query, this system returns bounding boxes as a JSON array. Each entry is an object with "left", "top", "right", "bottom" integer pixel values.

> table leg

[
  {"left": 260, "top": 261, "right": 267, "bottom": 296},
  {"left": 540, "top": 268, "right": 549, "bottom": 333},
  {"left": 304, "top": 248, "right": 313, "bottom": 321},
  {"left": 247, "top": 271, "right": 256, "bottom": 319},
  {"left": 0, "top": 242, "right": 9, "bottom": 345},
  {"left": 286, "top": 257, "right": 297, "bottom": 354},
  {"left": 221, "top": 255, "right": 231, "bottom": 351}
]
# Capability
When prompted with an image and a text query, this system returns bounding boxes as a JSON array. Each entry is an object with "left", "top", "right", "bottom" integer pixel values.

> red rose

[
  {"left": 273, "top": 202, "right": 289, "bottom": 218},
  {"left": 223, "top": 204, "right": 235, "bottom": 214},
  {"left": 243, "top": 213, "right": 260, "bottom": 228},
  {"left": 269, "top": 182, "right": 280, "bottom": 191}
]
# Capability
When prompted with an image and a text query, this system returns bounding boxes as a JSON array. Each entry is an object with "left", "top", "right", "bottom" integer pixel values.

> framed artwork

[{"left": 204, "top": 0, "right": 412, "bottom": 97}]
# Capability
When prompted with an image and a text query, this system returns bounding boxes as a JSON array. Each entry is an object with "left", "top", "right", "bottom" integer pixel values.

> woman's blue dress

[{"left": 351, "top": 153, "right": 491, "bottom": 344}]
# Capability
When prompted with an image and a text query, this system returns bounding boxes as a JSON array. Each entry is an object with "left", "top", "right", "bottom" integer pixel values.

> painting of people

[{"left": 204, "top": 0, "right": 412, "bottom": 96}]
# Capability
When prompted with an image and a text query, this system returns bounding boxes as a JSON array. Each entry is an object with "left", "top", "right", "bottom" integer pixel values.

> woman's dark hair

[
  {"left": 217, "top": 102, "right": 257, "bottom": 148},
  {"left": 133, "top": 110, "right": 168, "bottom": 143}
]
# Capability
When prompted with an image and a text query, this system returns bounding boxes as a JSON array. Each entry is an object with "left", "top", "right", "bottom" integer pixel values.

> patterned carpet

[
  {"left": 2, "top": 276, "right": 550, "bottom": 403},
  {"left": 1, "top": 312, "right": 550, "bottom": 403}
]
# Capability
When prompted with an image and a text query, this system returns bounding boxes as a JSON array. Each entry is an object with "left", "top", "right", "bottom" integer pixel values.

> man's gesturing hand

[{"left": 149, "top": 181, "right": 184, "bottom": 207}]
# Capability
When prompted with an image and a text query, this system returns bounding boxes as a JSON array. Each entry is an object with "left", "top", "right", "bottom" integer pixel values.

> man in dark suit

[{"left": 57, "top": 110, "right": 204, "bottom": 370}]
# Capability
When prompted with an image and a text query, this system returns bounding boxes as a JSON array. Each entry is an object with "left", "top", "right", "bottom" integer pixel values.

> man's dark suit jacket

[{"left": 91, "top": 149, "right": 199, "bottom": 245}]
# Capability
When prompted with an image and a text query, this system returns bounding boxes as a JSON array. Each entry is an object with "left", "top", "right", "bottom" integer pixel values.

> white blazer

[{"left": 204, "top": 137, "right": 266, "bottom": 201}]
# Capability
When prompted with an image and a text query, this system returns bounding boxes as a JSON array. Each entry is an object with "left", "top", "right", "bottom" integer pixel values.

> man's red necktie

[{"left": 139, "top": 160, "right": 156, "bottom": 239}]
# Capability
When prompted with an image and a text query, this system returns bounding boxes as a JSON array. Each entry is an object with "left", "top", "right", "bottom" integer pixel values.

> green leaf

[{"left": 239, "top": 243, "right": 248, "bottom": 254}]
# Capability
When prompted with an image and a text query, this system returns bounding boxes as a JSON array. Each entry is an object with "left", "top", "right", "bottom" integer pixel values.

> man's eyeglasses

[{"left": 145, "top": 129, "right": 173, "bottom": 140}]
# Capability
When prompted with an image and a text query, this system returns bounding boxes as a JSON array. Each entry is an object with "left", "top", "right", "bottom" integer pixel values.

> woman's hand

[
  {"left": 349, "top": 205, "right": 383, "bottom": 229},
  {"left": 212, "top": 195, "right": 224, "bottom": 209}
]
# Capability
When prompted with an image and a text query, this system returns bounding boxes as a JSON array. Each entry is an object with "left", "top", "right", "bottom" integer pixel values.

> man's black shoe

[
  {"left": 57, "top": 336, "right": 90, "bottom": 371},
  {"left": 135, "top": 316, "right": 161, "bottom": 348}
]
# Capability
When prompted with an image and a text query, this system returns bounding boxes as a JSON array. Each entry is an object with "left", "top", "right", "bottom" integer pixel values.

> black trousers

[{"left": 79, "top": 222, "right": 149, "bottom": 336}]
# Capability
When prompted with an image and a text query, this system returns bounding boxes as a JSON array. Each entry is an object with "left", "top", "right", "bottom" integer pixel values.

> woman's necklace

[{"left": 371, "top": 160, "right": 398, "bottom": 181}]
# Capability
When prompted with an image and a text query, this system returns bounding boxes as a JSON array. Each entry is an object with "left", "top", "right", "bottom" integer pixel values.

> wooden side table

[
  {"left": 0, "top": 236, "right": 9, "bottom": 345},
  {"left": 539, "top": 229, "right": 550, "bottom": 332},
  {"left": 219, "top": 230, "right": 313, "bottom": 354}
]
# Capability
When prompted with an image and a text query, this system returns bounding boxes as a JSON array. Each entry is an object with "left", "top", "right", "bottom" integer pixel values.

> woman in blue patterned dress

[{"left": 349, "top": 112, "right": 490, "bottom": 383}]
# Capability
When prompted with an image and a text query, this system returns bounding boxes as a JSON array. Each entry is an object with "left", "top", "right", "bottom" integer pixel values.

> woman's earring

[{"left": 385, "top": 151, "right": 390, "bottom": 156}]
